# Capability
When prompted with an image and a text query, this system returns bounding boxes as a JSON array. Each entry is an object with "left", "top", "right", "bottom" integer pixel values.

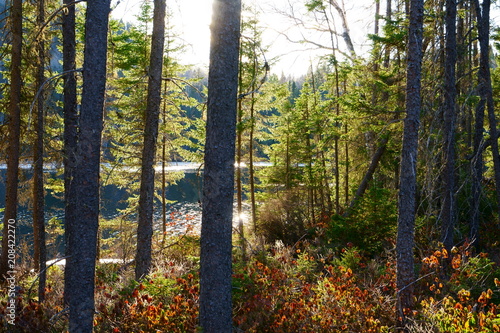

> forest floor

[{"left": 1, "top": 231, "right": 500, "bottom": 332}]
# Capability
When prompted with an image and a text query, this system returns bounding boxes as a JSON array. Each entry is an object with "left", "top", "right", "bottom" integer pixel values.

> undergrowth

[{"left": 1, "top": 236, "right": 499, "bottom": 332}]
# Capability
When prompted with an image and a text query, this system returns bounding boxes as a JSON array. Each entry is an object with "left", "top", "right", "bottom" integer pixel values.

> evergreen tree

[{"left": 135, "top": 0, "right": 167, "bottom": 281}]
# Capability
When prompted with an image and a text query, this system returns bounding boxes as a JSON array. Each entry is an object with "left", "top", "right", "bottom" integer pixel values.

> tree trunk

[
  {"left": 328, "top": 0, "right": 356, "bottom": 58},
  {"left": 441, "top": 0, "right": 458, "bottom": 252},
  {"left": 470, "top": 0, "right": 492, "bottom": 247},
  {"left": 249, "top": 91, "right": 257, "bottom": 233},
  {"left": 0, "top": 0, "right": 22, "bottom": 281},
  {"left": 199, "top": 0, "right": 241, "bottom": 331},
  {"left": 474, "top": 0, "right": 500, "bottom": 237},
  {"left": 344, "top": 136, "right": 389, "bottom": 217},
  {"left": 66, "top": 1, "right": 110, "bottom": 331},
  {"left": 161, "top": 80, "right": 168, "bottom": 248},
  {"left": 63, "top": 0, "right": 78, "bottom": 306},
  {"left": 135, "top": 0, "right": 167, "bottom": 281},
  {"left": 236, "top": 51, "right": 245, "bottom": 254},
  {"left": 396, "top": 0, "right": 424, "bottom": 326},
  {"left": 33, "top": 0, "right": 47, "bottom": 302}
]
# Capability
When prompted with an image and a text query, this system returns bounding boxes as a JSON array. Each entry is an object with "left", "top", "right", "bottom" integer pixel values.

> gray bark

[
  {"left": 135, "top": 0, "right": 167, "bottom": 281},
  {"left": 470, "top": 0, "right": 489, "bottom": 247},
  {"left": 33, "top": 0, "right": 47, "bottom": 302},
  {"left": 441, "top": 0, "right": 458, "bottom": 252},
  {"left": 199, "top": 0, "right": 242, "bottom": 331},
  {"left": 328, "top": 0, "right": 356, "bottom": 58},
  {"left": 63, "top": 0, "right": 78, "bottom": 306},
  {"left": 471, "top": 0, "right": 499, "bottom": 247},
  {"left": 396, "top": 0, "right": 424, "bottom": 325},
  {"left": 66, "top": 1, "right": 110, "bottom": 331},
  {"left": 0, "top": 0, "right": 22, "bottom": 281}
]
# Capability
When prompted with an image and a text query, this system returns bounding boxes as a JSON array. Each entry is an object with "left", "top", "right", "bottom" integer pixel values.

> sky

[
  {"left": 110, "top": 0, "right": 378, "bottom": 76},
  {"left": 110, "top": 0, "right": 500, "bottom": 77}
]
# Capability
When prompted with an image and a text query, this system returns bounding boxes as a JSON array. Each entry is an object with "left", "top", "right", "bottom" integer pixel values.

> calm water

[{"left": 0, "top": 162, "right": 258, "bottom": 260}]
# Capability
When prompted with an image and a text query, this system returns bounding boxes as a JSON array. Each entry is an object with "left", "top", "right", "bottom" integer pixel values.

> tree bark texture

[
  {"left": 135, "top": 0, "right": 167, "bottom": 281},
  {"left": 0, "top": 0, "right": 22, "bottom": 281},
  {"left": 199, "top": 0, "right": 242, "bottom": 331},
  {"left": 441, "top": 0, "right": 458, "bottom": 252},
  {"left": 471, "top": 0, "right": 500, "bottom": 245},
  {"left": 470, "top": 0, "right": 492, "bottom": 247},
  {"left": 396, "top": 0, "right": 424, "bottom": 325},
  {"left": 63, "top": 0, "right": 78, "bottom": 305},
  {"left": 66, "top": 1, "right": 110, "bottom": 331},
  {"left": 33, "top": 0, "right": 47, "bottom": 302},
  {"left": 62, "top": 0, "right": 78, "bottom": 304}
]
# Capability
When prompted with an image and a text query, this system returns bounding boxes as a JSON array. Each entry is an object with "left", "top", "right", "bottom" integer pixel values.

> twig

[
  {"left": 31, "top": 0, "right": 86, "bottom": 43},
  {"left": 28, "top": 68, "right": 83, "bottom": 130},
  {"left": 397, "top": 271, "right": 435, "bottom": 294},
  {"left": 27, "top": 256, "right": 70, "bottom": 299}
]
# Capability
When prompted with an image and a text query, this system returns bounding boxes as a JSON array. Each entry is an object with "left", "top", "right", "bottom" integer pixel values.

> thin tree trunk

[
  {"left": 333, "top": 63, "right": 341, "bottom": 214},
  {"left": 396, "top": 0, "right": 424, "bottom": 326},
  {"left": 0, "top": 0, "right": 22, "bottom": 281},
  {"left": 249, "top": 90, "right": 257, "bottom": 233},
  {"left": 161, "top": 80, "right": 168, "bottom": 248},
  {"left": 344, "top": 136, "right": 389, "bottom": 217},
  {"left": 248, "top": 38, "right": 259, "bottom": 232},
  {"left": 441, "top": 0, "right": 458, "bottom": 252},
  {"left": 199, "top": 0, "right": 241, "bottom": 331},
  {"left": 344, "top": 122, "right": 349, "bottom": 206},
  {"left": 343, "top": 78, "right": 349, "bottom": 207},
  {"left": 63, "top": 0, "right": 78, "bottom": 306},
  {"left": 304, "top": 83, "right": 316, "bottom": 225},
  {"left": 135, "top": 0, "right": 167, "bottom": 280},
  {"left": 236, "top": 50, "right": 245, "bottom": 253},
  {"left": 470, "top": 0, "right": 490, "bottom": 247},
  {"left": 475, "top": 0, "right": 500, "bottom": 230},
  {"left": 328, "top": 0, "right": 356, "bottom": 58},
  {"left": 384, "top": 0, "right": 392, "bottom": 67},
  {"left": 66, "top": 1, "right": 110, "bottom": 331},
  {"left": 33, "top": 0, "right": 47, "bottom": 302}
]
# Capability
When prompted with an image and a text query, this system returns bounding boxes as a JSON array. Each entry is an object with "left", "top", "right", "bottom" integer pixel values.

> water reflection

[{"left": 0, "top": 163, "right": 255, "bottom": 260}]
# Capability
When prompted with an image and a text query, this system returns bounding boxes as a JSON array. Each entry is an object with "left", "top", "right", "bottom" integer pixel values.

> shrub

[
  {"left": 257, "top": 189, "right": 311, "bottom": 246},
  {"left": 327, "top": 185, "right": 397, "bottom": 255}
]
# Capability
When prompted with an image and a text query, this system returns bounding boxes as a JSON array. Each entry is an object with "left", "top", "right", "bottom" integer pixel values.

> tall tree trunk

[
  {"left": 199, "top": 0, "right": 241, "bottom": 331},
  {"left": 249, "top": 89, "right": 257, "bottom": 233},
  {"left": 236, "top": 50, "right": 245, "bottom": 254},
  {"left": 474, "top": 0, "right": 500, "bottom": 235},
  {"left": 63, "top": 0, "right": 78, "bottom": 306},
  {"left": 441, "top": 0, "right": 458, "bottom": 252},
  {"left": 135, "top": 0, "right": 167, "bottom": 280},
  {"left": 33, "top": 0, "right": 47, "bottom": 302},
  {"left": 0, "top": 0, "right": 22, "bottom": 281},
  {"left": 396, "top": 0, "right": 424, "bottom": 326},
  {"left": 470, "top": 0, "right": 492, "bottom": 247},
  {"left": 161, "top": 80, "right": 168, "bottom": 248},
  {"left": 66, "top": 1, "right": 110, "bottom": 331}
]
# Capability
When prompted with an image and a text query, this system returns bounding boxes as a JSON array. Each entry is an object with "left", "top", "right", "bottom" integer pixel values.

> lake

[{"left": 0, "top": 162, "right": 262, "bottom": 260}]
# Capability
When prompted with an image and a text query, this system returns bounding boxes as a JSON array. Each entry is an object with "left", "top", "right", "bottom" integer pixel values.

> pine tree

[{"left": 135, "top": 0, "right": 167, "bottom": 280}]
